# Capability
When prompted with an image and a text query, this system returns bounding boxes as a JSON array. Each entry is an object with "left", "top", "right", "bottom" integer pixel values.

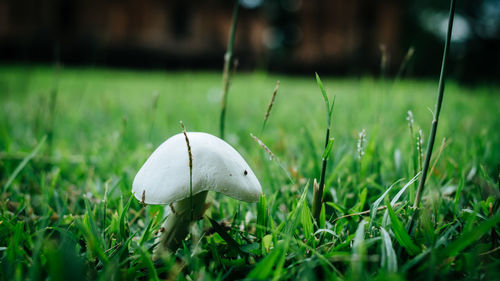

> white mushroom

[{"left": 132, "top": 132, "right": 262, "bottom": 251}]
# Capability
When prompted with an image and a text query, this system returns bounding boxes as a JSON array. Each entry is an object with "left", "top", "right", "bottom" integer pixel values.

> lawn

[{"left": 1, "top": 65, "right": 499, "bottom": 280}]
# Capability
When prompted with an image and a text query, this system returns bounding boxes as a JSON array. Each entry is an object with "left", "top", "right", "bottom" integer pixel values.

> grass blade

[
  {"left": 368, "top": 179, "right": 403, "bottom": 230},
  {"left": 3, "top": 135, "right": 46, "bottom": 191},
  {"left": 315, "top": 72, "right": 330, "bottom": 121},
  {"left": 119, "top": 195, "right": 133, "bottom": 242},
  {"left": 380, "top": 227, "right": 398, "bottom": 273},
  {"left": 256, "top": 194, "right": 268, "bottom": 240},
  {"left": 351, "top": 220, "right": 367, "bottom": 279},
  {"left": 386, "top": 197, "right": 420, "bottom": 255}
]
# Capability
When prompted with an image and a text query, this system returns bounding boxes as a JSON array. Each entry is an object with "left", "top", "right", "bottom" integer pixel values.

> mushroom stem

[{"left": 155, "top": 191, "right": 208, "bottom": 254}]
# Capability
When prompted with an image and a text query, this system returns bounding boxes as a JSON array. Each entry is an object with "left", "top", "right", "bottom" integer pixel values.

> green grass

[{"left": 1, "top": 64, "right": 499, "bottom": 280}]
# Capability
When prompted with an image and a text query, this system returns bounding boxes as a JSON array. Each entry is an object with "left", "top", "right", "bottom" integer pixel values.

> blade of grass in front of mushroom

[
  {"left": 219, "top": 0, "right": 240, "bottom": 140},
  {"left": 180, "top": 121, "right": 194, "bottom": 221},
  {"left": 312, "top": 73, "right": 335, "bottom": 223},
  {"left": 260, "top": 80, "right": 280, "bottom": 135},
  {"left": 410, "top": 0, "right": 456, "bottom": 234}
]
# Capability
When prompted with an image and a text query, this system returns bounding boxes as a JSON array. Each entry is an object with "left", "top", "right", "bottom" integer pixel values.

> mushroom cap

[{"left": 132, "top": 132, "right": 262, "bottom": 205}]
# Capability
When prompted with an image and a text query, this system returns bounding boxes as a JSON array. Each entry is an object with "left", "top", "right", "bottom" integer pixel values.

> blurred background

[{"left": 0, "top": 0, "right": 499, "bottom": 82}]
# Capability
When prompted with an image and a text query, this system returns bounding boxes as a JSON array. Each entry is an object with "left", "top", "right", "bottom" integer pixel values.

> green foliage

[{"left": 0, "top": 65, "right": 499, "bottom": 280}]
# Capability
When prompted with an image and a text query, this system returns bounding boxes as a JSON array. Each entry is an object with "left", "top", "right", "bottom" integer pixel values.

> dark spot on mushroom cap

[
  {"left": 229, "top": 173, "right": 232, "bottom": 176},
  {"left": 244, "top": 170, "right": 248, "bottom": 176}
]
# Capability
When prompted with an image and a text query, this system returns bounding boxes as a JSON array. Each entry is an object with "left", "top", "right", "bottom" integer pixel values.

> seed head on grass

[
  {"left": 416, "top": 129, "right": 424, "bottom": 172},
  {"left": 250, "top": 133, "right": 293, "bottom": 183},
  {"left": 406, "top": 110, "right": 414, "bottom": 138},
  {"left": 357, "top": 129, "right": 366, "bottom": 161},
  {"left": 261, "top": 80, "right": 280, "bottom": 135},
  {"left": 250, "top": 133, "right": 277, "bottom": 162}
]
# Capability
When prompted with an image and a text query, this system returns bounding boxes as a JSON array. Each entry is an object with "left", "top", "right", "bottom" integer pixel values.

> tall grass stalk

[
  {"left": 412, "top": 0, "right": 456, "bottom": 223},
  {"left": 219, "top": 0, "right": 240, "bottom": 139},
  {"left": 312, "top": 73, "right": 335, "bottom": 222}
]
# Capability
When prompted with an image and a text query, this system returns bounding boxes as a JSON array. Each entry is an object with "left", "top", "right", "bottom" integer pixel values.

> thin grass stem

[
  {"left": 410, "top": 0, "right": 456, "bottom": 231},
  {"left": 312, "top": 73, "right": 335, "bottom": 222},
  {"left": 219, "top": 0, "right": 240, "bottom": 139}
]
